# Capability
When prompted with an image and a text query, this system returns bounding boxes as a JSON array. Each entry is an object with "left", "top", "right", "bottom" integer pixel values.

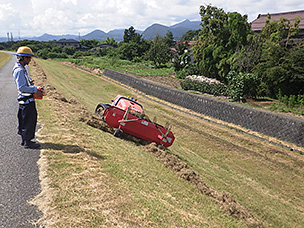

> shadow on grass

[
  {"left": 41, "top": 142, "right": 106, "bottom": 160},
  {"left": 117, "top": 132, "right": 153, "bottom": 147}
]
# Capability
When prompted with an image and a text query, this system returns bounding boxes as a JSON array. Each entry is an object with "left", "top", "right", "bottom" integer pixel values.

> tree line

[{"left": 1, "top": 4, "right": 303, "bottom": 101}]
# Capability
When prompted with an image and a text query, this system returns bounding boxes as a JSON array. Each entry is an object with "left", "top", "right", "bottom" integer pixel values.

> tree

[
  {"left": 103, "top": 37, "right": 118, "bottom": 47},
  {"left": 192, "top": 5, "right": 250, "bottom": 81},
  {"left": 253, "top": 15, "right": 303, "bottom": 97},
  {"left": 148, "top": 35, "right": 171, "bottom": 67},
  {"left": 80, "top": 39, "right": 98, "bottom": 48},
  {"left": 228, "top": 34, "right": 263, "bottom": 74},
  {"left": 163, "top": 31, "right": 175, "bottom": 47},
  {"left": 119, "top": 26, "right": 150, "bottom": 61},
  {"left": 117, "top": 42, "right": 139, "bottom": 61},
  {"left": 180, "top": 30, "right": 200, "bottom": 42},
  {"left": 123, "top": 26, "right": 141, "bottom": 43}
]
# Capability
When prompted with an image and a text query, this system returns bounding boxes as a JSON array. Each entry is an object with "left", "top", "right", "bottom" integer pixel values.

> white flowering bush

[{"left": 181, "top": 75, "right": 228, "bottom": 96}]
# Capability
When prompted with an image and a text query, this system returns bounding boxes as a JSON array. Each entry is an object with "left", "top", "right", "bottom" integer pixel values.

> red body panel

[{"left": 103, "top": 107, "right": 175, "bottom": 148}]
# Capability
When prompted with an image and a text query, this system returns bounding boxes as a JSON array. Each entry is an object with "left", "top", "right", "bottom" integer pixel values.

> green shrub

[
  {"left": 37, "top": 48, "right": 49, "bottom": 59},
  {"left": 226, "top": 71, "right": 259, "bottom": 101},
  {"left": 176, "top": 70, "right": 186, "bottom": 79},
  {"left": 63, "top": 46, "right": 76, "bottom": 55},
  {"left": 297, "top": 95, "right": 304, "bottom": 106},
  {"left": 277, "top": 91, "right": 304, "bottom": 108},
  {"left": 288, "top": 95, "right": 297, "bottom": 108}
]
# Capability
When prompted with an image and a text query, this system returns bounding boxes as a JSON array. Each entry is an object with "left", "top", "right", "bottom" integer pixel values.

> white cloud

[
  {"left": 0, "top": 3, "right": 21, "bottom": 34},
  {"left": 1, "top": 0, "right": 304, "bottom": 38},
  {"left": 32, "top": 8, "right": 75, "bottom": 34}
]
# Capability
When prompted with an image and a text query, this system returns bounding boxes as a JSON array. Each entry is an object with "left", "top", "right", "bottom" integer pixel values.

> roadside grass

[
  {"left": 32, "top": 58, "right": 304, "bottom": 227},
  {"left": 0, "top": 51, "right": 12, "bottom": 68}
]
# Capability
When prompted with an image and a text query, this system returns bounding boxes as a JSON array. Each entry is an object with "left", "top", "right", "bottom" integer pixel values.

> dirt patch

[
  {"left": 246, "top": 98, "right": 274, "bottom": 107},
  {"left": 31, "top": 60, "right": 263, "bottom": 227}
]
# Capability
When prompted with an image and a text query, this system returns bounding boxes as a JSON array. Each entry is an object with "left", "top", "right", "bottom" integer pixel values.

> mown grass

[
  {"left": 0, "top": 51, "right": 12, "bottom": 68},
  {"left": 33, "top": 58, "right": 304, "bottom": 227}
]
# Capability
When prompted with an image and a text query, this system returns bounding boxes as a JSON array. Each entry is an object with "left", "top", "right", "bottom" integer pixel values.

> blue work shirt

[{"left": 12, "top": 62, "right": 38, "bottom": 104}]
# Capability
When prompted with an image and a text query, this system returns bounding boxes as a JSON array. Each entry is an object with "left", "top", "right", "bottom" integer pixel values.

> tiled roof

[{"left": 251, "top": 10, "right": 304, "bottom": 31}]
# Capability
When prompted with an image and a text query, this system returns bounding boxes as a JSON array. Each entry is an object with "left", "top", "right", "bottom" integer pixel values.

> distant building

[
  {"left": 56, "top": 39, "right": 90, "bottom": 51},
  {"left": 251, "top": 10, "right": 304, "bottom": 37},
  {"left": 56, "top": 39, "right": 81, "bottom": 48},
  {"left": 91, "top": 43, "right": 114, "bottom": 51}
]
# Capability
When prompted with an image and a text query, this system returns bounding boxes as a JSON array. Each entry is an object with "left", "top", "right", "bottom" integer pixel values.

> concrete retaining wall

[{"left": 103, "top": 68, "right": 304, "bottom": 147}]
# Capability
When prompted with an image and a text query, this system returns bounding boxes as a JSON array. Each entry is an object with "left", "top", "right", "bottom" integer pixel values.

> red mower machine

[{"left": 95, "top": 95, "right": 175, "bottom": 148}]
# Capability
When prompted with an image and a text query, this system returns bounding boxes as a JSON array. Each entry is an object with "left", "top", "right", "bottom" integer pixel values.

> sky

[{"left": 1, "top": 0, "right": 304, "bottom": 38}]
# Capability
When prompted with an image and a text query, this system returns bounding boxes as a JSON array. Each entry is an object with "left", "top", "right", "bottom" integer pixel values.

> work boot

[
  {"left": 24, "top": 140, "right": 41, "bottom": 149},
  {"left": 21, "top": 139, "right": 35, "bottom": 146}
]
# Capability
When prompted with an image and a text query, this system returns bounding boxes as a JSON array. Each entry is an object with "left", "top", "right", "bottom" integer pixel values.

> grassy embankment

[
  {"left": 0, "top": 51, "right": 12, "bottom": 68},
  {"left": 65, "top": 56, "right": 304, "bottom": 118},
  {"left": 30, "top": 58, "right": 303, "bottom": 227}
]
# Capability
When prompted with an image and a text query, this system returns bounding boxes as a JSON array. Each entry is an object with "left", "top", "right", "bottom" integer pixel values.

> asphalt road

[{"left": 0, "top": 54, "right": 42, "bottom": 227}]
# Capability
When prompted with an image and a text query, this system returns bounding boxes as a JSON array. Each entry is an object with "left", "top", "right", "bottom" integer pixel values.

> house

[
  {"left": 56, "top": 39, "right": 81, "bottom": 48},
  {"left": 56, "top": 39, "right": 90, "bottom": 51},
  {"left": 251, "top": 10, "right": 304, "bottom": 37}
]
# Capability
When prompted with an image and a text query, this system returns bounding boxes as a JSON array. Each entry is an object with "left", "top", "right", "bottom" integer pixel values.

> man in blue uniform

[{"left": 12, "top": 46, "right": 43, "bottom": 149}]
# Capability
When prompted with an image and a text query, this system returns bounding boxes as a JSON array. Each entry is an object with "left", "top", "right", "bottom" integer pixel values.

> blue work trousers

[{"left": 17, "top": 102, "right": 37, "bottom": 141}]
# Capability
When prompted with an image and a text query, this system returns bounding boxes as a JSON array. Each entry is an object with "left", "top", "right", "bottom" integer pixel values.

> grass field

[{"left": 30, "top": 58, "right": 303, "bottom": 227}]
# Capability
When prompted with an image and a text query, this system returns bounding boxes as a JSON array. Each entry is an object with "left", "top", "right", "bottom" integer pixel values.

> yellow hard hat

[{"left": 16, "top": 46, "right": 37, "bottom": 57}]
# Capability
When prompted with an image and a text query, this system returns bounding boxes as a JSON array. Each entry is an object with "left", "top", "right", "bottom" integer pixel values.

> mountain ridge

[
  {"left": 0, "top": 19, "right": 200, "bottom": 42},
  {"left": 142, "top": 19, "right": 201, "bottom": 40}
]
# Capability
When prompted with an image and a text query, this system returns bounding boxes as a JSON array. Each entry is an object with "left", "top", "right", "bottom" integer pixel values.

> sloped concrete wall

[{"left": 103, "top": 68, "right": 304, "bottom": 147}]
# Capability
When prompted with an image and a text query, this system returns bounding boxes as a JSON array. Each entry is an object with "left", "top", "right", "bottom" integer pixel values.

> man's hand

[{"left": 36, "top": 89, "right": 44, "bottom": 97}]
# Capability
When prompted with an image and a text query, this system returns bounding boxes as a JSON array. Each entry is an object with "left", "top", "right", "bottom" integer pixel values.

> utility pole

[
  {"left": 7, "top": 32, "right": 9, "bottom": 42},
  {"left": 10, "top": 32, "right": 13, "bottom": 42}
]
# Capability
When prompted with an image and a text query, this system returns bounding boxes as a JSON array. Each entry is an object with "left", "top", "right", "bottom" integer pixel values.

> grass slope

[
  {"left": 31, "top": 59, "right": 304, "bottom": 227},
  {"left": 0, "top": 51, "right": 12, "bottom": 68}
]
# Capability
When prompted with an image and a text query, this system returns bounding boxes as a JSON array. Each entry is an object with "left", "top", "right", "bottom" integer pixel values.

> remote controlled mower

[{"left": 95, "top": 95, "right": 175, "bottom": 148}]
